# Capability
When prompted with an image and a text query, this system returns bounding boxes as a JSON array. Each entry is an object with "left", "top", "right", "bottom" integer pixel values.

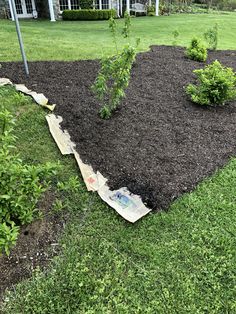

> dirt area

[
  {"left": 1, "top": 46, "right": 236, "bottom": 211},
  {"left": 0, "top": 191, "right": 67, "bottom": 302}
]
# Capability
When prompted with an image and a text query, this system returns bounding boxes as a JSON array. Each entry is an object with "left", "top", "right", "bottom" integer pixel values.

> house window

[
  {"left": 102, "top": 0, "right": 109, "bottom": 9},
  {"left": 94, "top": 0, "right": 110, "bottom": 9},
  {"left": 59, "top": 0, "right": 79, "bottom": 11},
  {"left": 71, "top": 0, "right": 80, "bottom": 9},
  {"left": 25, "top": 0, "right": 33, "bottom": 13},
  {"left": 15, "top": 0, "right": 23, "bottom": 14}
]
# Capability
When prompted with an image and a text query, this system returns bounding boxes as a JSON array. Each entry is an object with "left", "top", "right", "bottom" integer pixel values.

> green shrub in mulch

[
  {"left": 186, "top": 37, "right": 208, "bottom": 62},
  {"left": 186, "top": 60, "right": 236, "bottom": 106}
]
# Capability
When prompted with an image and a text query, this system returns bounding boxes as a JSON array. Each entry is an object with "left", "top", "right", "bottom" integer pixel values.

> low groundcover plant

[{"left": 0, "top": 107, "right": 58, "bottom": 255}]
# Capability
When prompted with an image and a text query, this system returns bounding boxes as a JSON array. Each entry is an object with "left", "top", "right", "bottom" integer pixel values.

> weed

[
  {"left": 172, "top": 29, "right": 180, "bottom": 45},
  {"left": 204, "top": 23, "right": 218, "bottom": 50}
]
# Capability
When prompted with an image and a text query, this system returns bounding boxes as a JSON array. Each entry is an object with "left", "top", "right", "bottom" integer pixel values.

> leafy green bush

[
  {"left": 186, "top": 60, "right": 236, "bottom": 105},
  {"left": 92, "top": 15, "right": 139, "bottom": 119},
  {"left": 0, "top": 108, "right": 58, "bottom": 255},
  {"left": 186, "top": 37, "right": 207, "bottom": 62},
  {"left": 204, "top": 23, "right": 218, "bottom": 50},
  {"left": 62, "top": 9, "right": 116, "bottom": 20},
  {"left": 147, "top": 5, "right": 155, "bottom": 15}
]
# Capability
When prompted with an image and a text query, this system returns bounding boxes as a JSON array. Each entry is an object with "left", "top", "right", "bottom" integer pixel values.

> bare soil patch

[{"left": 0, "top": 191, "right": 66, "bottom": 302}]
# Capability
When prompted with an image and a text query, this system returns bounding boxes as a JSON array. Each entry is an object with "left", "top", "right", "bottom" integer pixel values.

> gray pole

[{"left": 9, "top": 0, "right": 29, "bottom": 76}]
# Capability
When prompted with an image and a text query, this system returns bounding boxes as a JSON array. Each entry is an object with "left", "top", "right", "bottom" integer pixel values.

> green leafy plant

[
  {"left": 0, "top": 108, "right": 58, "bottom": 255},
  {"left": 172, "top": 29, "right": 179, "bottom": 45},
  {"left": 122, "top": 11, "right": 131, "bottom": 39},
  {"left": 92, "top": 13, "right": 139, "bottom": 119},
  {"left": 109, "top": 16, "right": 118, "bottom": 53},
  {"left": 204, "top": 23, "right": 218, "bottom": 50},
  {"left": 186, "top": 37, "right": 207, "bottom": 62},
  {"left": 147, "top": 5, "right": 155, "bottom": 16},
  {"left": 186, "top": 60, "right": 236, "bottom": 106},
  {"left": 57, "top": 176, "right": 81, "bottom": 192}
]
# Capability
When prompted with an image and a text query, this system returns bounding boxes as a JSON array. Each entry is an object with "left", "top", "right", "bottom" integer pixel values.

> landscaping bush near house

[
  {"left": 62, "top": 9, "right": 116, "bottom": 20},
  {"left": 186, "top": 37, "right": 207, "bottom": 62},
  {"left": 0, "top": 107, "right": 58, "bottom": 255},
  {"left": 186, "top": 60, "right": 236, "bottom": 106},
  {"left": 147, "top": 5, "right": 155, "bottom": 16}
]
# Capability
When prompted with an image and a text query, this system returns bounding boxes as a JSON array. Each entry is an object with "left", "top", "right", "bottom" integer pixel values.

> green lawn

[
  {"left": 1, "top": 13, "right": 236, "bottom": 313},
  {"left": 0, "top": 12, "right": 236, "bottom": 61}
]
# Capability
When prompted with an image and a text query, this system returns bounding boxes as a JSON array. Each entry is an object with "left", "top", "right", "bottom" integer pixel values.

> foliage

[
  {"left": 204, "top": 23, "right": 218, "bottom": 50},
  {"left": 186, "top": 60, "right": 236, "bottom": 105},
  {"left": 92, "top": 45, "right": 137, "bottom": 119},
  {"left": 147, "top": 5, "right": 155, "bottom": 15},
  {"left": 92, "top": 14, "right": 139, "bottom": 119},
  {"left": 159, "top": 0, "right": 236, "bottom": 14},
  {"left": 122, "top": 11, "right": 131, "bottom": 39},
  {"left": 186, "top": 37, "right": 207, "bottom": 61},
  {"left": 62, "top": 9, "right": 116, "bottom": 20},
  {"left": 0, "top": 107, "right": 58, "bottom": 255},
  {"left": 109, "top": 16, "right": 118, "bottom": 52},
  {"left": 172, "top": 29, "right": 180, "bottom": 45}
]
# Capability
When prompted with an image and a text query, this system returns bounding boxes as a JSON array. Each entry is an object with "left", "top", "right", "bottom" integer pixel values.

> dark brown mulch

[
  {"left": 1, "top": 46, "right": 236, "bottom": 210},
  {"left": 0, "top": 191, "right": 67, "bottom": 302}
]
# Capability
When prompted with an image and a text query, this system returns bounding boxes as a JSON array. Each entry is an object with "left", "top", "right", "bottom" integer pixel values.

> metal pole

[{"left": 9, "top": 0, "right": 29, "bottom": 76}]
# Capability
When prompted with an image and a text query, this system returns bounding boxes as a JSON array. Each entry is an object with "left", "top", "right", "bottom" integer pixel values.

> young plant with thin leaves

[
  {"left": 92, "top": 12, "right": 140, "bottom": 119},
  {"left": 204, "top": 23, "right": 218, "bottom": 50}
]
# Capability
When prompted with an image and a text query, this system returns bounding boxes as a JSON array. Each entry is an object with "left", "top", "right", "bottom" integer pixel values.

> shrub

[
  {"left": 147, "top": 5, "right": 155, "bottom": 14},
  {"left": 186, "top": 37, "right": 207, "bottom": 62},
  {"left": 0, "top": 108, "right": 58, "bottom": 255},
  {"left": 186, "top": 60, "right": 236, "bottom": 106},
  {"left": 92, "top": 15, "right": 139, "bottom": 119},
  {"left": 62, "top": 9, "right": 116, "bottom": 20},
  {"left": 204, "top": 23, "right": 218, "bottom": 50}
]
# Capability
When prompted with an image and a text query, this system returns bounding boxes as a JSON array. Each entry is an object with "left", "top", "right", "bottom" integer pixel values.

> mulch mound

[{"left": 1, "top": 46, "right": 236, "bottom": 210}]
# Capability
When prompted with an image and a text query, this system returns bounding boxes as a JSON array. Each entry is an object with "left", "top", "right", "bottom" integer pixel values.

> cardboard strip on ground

[
  {"left": 0, "top": 79, "right": 55, "bottom": 111},
  {"left": 0, "top": 78, "right": 12, "bottom": 86},
  {"left": 45, "top": 113, "right": 151, "bottom": 222},
  {"left": 46, "top": 114, "right": 75, "bottom": 155},
  {"left": 98, "top": 185, "right": 151, "bottom": 223},
  {"left": 15, "top": 84, "right": 56, "bottom": 111}
]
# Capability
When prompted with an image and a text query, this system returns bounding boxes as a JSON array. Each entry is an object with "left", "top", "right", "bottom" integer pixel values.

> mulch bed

[{"left": 1, "top": 46, "right": 236, "bottom": 210}]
